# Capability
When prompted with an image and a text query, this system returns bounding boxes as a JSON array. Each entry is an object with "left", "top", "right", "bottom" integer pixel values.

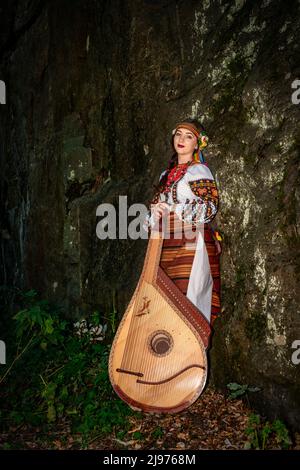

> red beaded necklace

[{"left": 162, "top": 160, "right": 193, "bottom": 194}]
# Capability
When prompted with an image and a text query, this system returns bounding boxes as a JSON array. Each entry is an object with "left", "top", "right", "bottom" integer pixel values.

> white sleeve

[{"left": 173, "top": 164, "right": 219, "bottom": 225}]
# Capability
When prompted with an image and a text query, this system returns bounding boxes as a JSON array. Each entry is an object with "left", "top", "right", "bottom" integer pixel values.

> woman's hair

[{"left": 155, "top": 118, "right": 206, "bottom": 192}]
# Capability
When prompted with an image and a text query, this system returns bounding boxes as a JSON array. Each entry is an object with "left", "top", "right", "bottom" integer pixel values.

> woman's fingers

[
  {"left": 155, "top": 208, "right": 164, "bottom": 218},
  {"left": 153, "top": 203, "right": 170, "bottom": 220},
  {"left": 157, "top": 203, "right": 170, "bottom": 213}
]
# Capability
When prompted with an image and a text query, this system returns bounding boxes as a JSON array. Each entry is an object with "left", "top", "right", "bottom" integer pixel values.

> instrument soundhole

[{"left": 148, "top": 330, "right": 174, "bottom": 357}]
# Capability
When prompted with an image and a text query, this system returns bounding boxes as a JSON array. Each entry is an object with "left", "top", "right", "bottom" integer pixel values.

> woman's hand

[{"left": 152, "top": 202, "right": 170, "bottom": 221}]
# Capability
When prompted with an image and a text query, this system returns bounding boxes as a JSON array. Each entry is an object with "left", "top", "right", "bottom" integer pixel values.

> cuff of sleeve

[
  {"left": 143, "top": 211, "right": 156, "bottom": 231},
  {"left": 173, "top": 200, "right": 217, "bottom": 225}
]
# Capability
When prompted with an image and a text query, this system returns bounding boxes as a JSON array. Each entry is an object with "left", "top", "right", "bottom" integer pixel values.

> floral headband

[{"left": 172, "top": 122, "right": 209, "bottom": 164}]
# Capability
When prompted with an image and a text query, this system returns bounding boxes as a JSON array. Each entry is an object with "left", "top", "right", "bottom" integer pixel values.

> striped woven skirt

[{"left": 159, "top": 211, "right": 221, "bottom": 324}]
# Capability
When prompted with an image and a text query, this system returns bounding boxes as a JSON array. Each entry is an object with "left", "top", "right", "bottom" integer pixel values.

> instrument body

[{"left": 109, "top": 227, "right": 211, "bottom": 413}]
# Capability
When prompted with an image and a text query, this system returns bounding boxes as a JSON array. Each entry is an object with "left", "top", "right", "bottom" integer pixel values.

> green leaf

[
  {"left": 47, "top": 404, "right": 56, "bottom": 423},
  {"left": 227, "top": 382, "right": 243, "bottom": 391},
  {"left": 44, "top": 318, "right": 54, "bottom": 335}
]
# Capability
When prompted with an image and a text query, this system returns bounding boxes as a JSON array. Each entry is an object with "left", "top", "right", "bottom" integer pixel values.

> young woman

[{"left": 144, "top": 118, "right": 221, "bottom": 325}]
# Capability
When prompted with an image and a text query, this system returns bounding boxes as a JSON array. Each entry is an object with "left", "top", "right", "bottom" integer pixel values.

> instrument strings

[
  {"left": 119, "top": 234, "right": 160, "bottom": 374},
  {"left": 118, "top": 214, "right": 194, "bottom": 402}
]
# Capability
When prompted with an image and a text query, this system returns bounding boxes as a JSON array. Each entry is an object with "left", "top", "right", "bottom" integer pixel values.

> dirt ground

[{"left": 1, "top": 386, "right": 299, "bottom": 451}]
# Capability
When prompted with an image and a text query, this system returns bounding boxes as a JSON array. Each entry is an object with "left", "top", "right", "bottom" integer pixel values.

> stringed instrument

[{"left": 109, "top": 216, "right": 211, "bottom": 413}]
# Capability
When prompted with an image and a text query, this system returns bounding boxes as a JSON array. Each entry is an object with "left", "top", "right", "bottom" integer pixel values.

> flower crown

[{"left": 197, "top": 131, "right": 209, "bottom": 149}]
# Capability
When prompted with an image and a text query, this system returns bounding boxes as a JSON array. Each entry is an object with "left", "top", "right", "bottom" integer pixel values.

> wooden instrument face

[
  {"left": 109, "top": 231, "right": 211, "bottom": 413},
  {"left": 110, "top": 283, "right": 208, "bottom": 412}
]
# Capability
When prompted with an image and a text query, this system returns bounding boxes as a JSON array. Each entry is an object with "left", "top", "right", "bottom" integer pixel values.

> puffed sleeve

[{"left": 174, "top": 165, "right": 219, "bottom": 226}]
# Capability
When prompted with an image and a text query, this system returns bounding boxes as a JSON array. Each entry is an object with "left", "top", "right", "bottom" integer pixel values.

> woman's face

[{"left": 173, "top": 127, "right": 198, "bottom": 157}]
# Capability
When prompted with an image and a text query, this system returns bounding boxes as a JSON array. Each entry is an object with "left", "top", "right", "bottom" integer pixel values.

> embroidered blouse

[{"left": 144, "top": 161, "right": 219, "bottom": 230}]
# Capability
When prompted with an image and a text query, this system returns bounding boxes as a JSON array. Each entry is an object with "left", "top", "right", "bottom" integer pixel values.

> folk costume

[{"left": 144, "top": 123, "right": 221, "bottom": 325}]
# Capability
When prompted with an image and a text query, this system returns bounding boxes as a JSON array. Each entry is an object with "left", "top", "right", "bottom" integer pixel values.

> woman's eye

[{"left": 175, "top": 132, "right": 192, "bottom": 139}]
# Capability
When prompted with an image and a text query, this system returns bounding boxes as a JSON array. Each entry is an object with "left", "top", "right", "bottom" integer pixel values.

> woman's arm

[{"left": 174, "top": 174, "right": 219, "bottom": 226}]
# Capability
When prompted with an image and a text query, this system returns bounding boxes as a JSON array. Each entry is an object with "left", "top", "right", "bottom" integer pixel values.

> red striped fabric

[{"left": 159, "top": 211, "right": 221, "bottom": 325}]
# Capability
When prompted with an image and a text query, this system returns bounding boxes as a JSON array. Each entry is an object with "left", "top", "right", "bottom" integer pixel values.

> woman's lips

[{"left": 178, "top": 144, "right": 185, "bottom": 148}]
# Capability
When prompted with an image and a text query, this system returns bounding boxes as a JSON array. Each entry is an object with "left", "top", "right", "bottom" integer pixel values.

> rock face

[{"left": 0, "top": 0, "right": 299, "bottom": 429}]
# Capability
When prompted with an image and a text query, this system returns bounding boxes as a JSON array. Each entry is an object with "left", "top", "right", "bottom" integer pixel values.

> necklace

[{"left": 163, "top": 160, "right": 193, "bottom": 194}]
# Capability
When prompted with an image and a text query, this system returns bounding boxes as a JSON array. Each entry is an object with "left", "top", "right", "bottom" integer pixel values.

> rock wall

[{"left": 0, "top": 0, "right": 299, "bottom": 428}]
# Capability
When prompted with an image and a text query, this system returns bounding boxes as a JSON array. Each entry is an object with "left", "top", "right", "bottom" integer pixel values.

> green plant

[
  {"left": 0, "top": 289, "right": 134, "bottom": 442},
  {"left": 245, "top": 414, "right": 292, "bottom": 450},
  {"left": 103, "top": 289, "right": 118, "bottom": 335},
  {"left": 132, "top": 431, "right": 143, "bottom": 440},
  {"left": 0, "top": 290, "right": 66, "bottom": 386},
  {"left": 272, "top": 419, "right": 292, "bottom": 449},
  {"left": 227, "top": 382, "right": 260, "bottom": 399},
  {"left": 152, "top": 426, "right": 164, "bottom": 439},
  {"left": 245, "top": 414, "right": 263, "bottom": 449},
  {"left": 116, "top": 430, "right": 127, "bottom": 440}
]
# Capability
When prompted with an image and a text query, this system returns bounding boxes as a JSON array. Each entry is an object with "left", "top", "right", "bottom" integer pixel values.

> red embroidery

[
  {"left": 162, "top": 162, "right": 192, "bottom": 194},
  {"left": 188, "top": 179, "right": 219, "bottom": 207}
]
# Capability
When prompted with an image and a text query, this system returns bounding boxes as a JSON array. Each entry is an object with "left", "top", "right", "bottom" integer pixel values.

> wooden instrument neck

[{"left": 143, "top": 229, "right": 164, "bottom": 283}]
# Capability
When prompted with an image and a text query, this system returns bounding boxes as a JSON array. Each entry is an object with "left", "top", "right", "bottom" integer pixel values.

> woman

[{"left": 144, "top": 118, "right": 221, "bottom": 325}]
